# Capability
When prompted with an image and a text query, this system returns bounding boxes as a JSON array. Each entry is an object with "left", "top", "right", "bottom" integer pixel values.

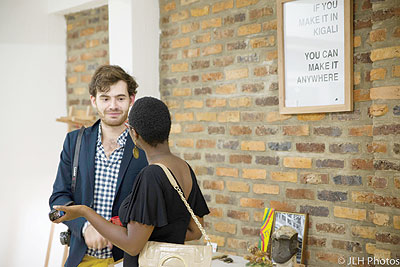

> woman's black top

[{"left": 118, "top": 164, "right": 210, "bottom": 267}]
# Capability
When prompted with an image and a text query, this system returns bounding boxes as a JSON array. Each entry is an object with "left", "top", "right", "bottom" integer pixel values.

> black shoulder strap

[{"left": 72, "top": 126, "right": 85, "bottom": 193}]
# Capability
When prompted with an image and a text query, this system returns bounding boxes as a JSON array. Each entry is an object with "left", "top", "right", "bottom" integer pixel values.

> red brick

[
  {"left": 236, "top": 0, "right": 259, "bottom": 8},
  {"left": 201, "top": 18, "right": 222, "bottom": 29},
  {"left": 297, "top": 113, "right": 325, "bottom": 121},
  {"left": 286, "top": 189, "right": 315, "bottom": 200},
  {"left": 196, "top": 112, "right": 217, "bottom": 121},
  {"left": 80, "top": 27, "right": 95, "bottom": 36},
  {"left": 368, "top": 211, "right": 389, "bottom": 226},
  {"left": 216, "top": 167, "right": 238, "bottom": 177},
  {"left": 366, "top": 143, "right": 387, "bottom": 153},
  {"left": 212, "top": 0, "right": 233, "bottom": 13},
  {"left": 351, "top": 159, "right": 374, "bottom": 170},
  {"left": 225, "top": 68, "right": 248, "bottom": 80},
  {"left": 227, "top": 181, "right": 249, "bottom": 192},
  {"left": 262, "top": 20, "right": 277, "bottom": 31},
  {"left": 253, "top": 184, "right": 279, "bottom": 195},
  {"left": 354, "top": 89, "right": 371, "bottom": 102},
  {"left": 300, "top": 173, "right": 329, "bottom": 184},
  {"left": 334, "top": 206, "right": 366, "bottom": 221},
  {"left": 269, "top": 201, "right": 296, "bottom": 212},
  {"left": 351, "top": 226, "right": 376, "bottom": 239},
  {"left": 238, "top": 23, "right": 261, "bottom": 36},
  {"left": 209, "top": 207, "right": 223, "bottom": 217},
  {"left": 240, "top": 198, "right": 264, "bottom": 208},
  {"left": 202, "top": 44, "right": 223, "bottom": 56},
  {"left": 190, "top": 6, "right": 209, "bottom": 17},
  {"left": 369, "top": 29, "right": 387, "bottom": 43},
  {"left": 227, "top": 210, "right": 249, "bottom": 221},
  {"left": 216, "top": 194, "right": 234, "bottom": 204},
  {"left": 308, "top": 236, "right": 327, "bottom": 247},
  {"left": 283, "top": 157, "right": 312, "bottom": 169},
  {"left": 196, "top": 139, "right": 216, "bottom": 149},
  {"left": 176, "top": 139, "right": 194, "bottom": 148},
  {"left": 241, "top": 141, "right": 265, "bottom": 151},
  {"left": 172, "top": 37, "right": 190, "bottom": 48},
  {"left": 202, "top": 72, "right": 224, "bottom": 82},
  {"left": 316, "top": 223, "right": 346, "bottom": 234},
  {"left": 316, "top": 252, "right": 342, "bottom": 264},
  {"left": 370, "top": 86, "right": 400, "bottom": 100},
  {"left": 196, "top": 33, "right": 211, "bottom": 43},
  {"left": 249, "top": 7, "right": 273, "bottom": 20},
  {"left": 242, "top": 169, "right": 266, "bottom": 179},
  {"left": 175, "top": 112, "right": 193, "bottom": 121},
  {"left": 206, "top": 98, "right": 226, "bottom": 108},
  {"left": 181, "top": 22, "right": 199, "bottom": 33},
  {"left": 348, "top": 125, "right": 373, "bottom": 136},
  {"left": 229, "top": 155, "right": 252, "bottom": 164},
  {"left": 163, "top": 1, "right": 176, "bottom": 12},
  {"left": 283, "top": 125, "right": 309, "bottom": 136},
  {"left": 171, "top": 10, "right": 189, "bottom": 22},
  {"left": 230, "top": 126, "right": 251, "bottom": 136},
  {"left": 214, "top": 222, "right": 236, "bottom": 234},
  {"left": 368, "top": 104, "right": 388, "bottom": 117},
  {"left": 203, "top": 180, "right": 224, "bottom": 190}
]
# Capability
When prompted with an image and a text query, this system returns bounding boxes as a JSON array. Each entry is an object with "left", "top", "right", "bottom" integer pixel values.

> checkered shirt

[{"left": 86, "top": 124, "right": 129, "bottom": 258}]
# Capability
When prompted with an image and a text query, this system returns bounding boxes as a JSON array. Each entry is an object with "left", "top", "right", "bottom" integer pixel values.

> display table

[
  {"left": 111, "top": 254, "right": 249, "bottom": 266},
  {"left": 212, "top": 254, "right": 249, "bottom": 266}
]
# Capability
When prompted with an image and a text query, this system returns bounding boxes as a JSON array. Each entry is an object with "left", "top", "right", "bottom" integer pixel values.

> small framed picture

[{"left": 273, "top": 211, "right": 308, "bottom": 264}]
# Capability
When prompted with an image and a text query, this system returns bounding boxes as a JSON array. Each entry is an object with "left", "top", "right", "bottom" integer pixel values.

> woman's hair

[
  {"left": 89, "top": 65, "right": 138, "bottom": 97},
  {"left": 128, "top": 97, "right": 171, "bottom": 147}
]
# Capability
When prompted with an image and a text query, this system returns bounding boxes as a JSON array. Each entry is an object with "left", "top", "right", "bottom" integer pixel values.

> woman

[{"left": 54, "top": 97, "right": 210, "bottom": 266}]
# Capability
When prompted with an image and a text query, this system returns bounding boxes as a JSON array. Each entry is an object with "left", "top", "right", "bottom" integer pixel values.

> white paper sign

[{"left": 283, "top": 0, "right": 345, "bottom": 107}]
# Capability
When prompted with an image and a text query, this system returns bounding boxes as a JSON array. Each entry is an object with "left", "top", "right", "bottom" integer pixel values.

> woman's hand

[{"left": 52, "top": 205, "right": 89, "bottom": 223}]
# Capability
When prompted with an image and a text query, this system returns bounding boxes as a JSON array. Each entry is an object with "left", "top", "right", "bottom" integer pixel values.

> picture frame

[
  {"left": 273, "top": 211, "right": 308, "bottom": 264},
  {"left": 277, "top": 0, "right": 353, "bottom": 114}
]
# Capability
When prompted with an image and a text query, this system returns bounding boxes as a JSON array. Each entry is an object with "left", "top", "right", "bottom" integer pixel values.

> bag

[{"left": 138, "top": 163, "right": 212, "bottom": 267}]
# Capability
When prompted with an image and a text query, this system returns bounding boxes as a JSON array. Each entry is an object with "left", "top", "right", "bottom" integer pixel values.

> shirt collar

[{"left": 97, "top": 122, "right": 129, "bottom": 148}]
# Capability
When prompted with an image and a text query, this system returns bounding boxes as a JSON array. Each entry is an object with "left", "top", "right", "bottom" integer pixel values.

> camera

[
  {"left": 60, "top": 229, "right": 71, "bottom": 246},
  {"left": 48, "top": 201, "right": 74, "bottom": 246},
  {"left": 48, "top": 201, "right": 74, "bottom": 221}
]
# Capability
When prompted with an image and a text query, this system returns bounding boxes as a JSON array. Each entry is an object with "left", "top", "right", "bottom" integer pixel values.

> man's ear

[
  {"left": 90, "top": 95, "right": 97, "bottom": 108},
  {"left": 129, "top": 94, "right": 136, "bottom": 106}
]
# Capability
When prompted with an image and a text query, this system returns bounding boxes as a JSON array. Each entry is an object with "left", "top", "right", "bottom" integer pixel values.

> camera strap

[{"left": 72, "top": 126, "right": 85, "bottom": 194}]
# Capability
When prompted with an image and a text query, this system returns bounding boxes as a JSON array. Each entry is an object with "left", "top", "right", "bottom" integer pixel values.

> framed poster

[
  {"left": 277, "top": 0, "right": 353, "bottom": 114},
  {"left": 273, "top": 211, "right": 308, "bottom": 264}
]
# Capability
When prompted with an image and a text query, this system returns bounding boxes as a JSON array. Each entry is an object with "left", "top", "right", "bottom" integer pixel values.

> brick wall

[
  {"left": 159, "top": 0, "right": 400, "bottom": 265},
  {"left": 66, "top": 5, "right": 109, "bottom": 126}
]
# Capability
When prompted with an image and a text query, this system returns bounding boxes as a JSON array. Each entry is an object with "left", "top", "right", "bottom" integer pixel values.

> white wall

[
  {"left": 109, "top": 0, "right": 160, "bottom": 99},
  {"left": 0, "top": 0, "right": 159, "bottom": 266},
  {"left": 0, "top": 0, "right": 68, "bottom": 266}
]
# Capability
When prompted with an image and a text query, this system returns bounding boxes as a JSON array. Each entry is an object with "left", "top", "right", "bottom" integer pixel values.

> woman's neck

[{"left": 144, "top": 142, "right": 172, "bottom": 163}]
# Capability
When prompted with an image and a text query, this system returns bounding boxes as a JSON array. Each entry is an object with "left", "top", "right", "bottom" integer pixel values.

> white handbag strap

[{"left": 154, "top": 163, "right": 212, "bottom": 245}]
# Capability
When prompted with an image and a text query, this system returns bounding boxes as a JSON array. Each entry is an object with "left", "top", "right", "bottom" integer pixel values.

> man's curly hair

[
  {"left": 128, "top": 97, "right": 171, "bottom": 147},
  {"left": 89, "top": 65, "right": 138, "bottom": 97}
]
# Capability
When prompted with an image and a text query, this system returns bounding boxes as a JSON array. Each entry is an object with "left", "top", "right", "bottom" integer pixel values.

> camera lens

[
  {"left": 60, "top": 231, "right": 71, "bottom": 246},
  {"left": 49, "top": 209, "right": 65, "bottom": 221}
]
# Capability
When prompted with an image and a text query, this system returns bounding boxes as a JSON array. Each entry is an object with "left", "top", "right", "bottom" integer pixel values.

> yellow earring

[{"left": 133, "top": 141, "right": 139, "bottom": 159}]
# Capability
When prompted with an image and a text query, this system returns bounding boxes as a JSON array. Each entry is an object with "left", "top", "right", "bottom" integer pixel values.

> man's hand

[{"left": 83, "top": 224, "right": 113, "bottom": 250}]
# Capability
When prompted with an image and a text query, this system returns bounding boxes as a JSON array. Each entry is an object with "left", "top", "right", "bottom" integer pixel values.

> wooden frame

[
  {"left": 277, "top": 0, "right": 353, "bottom": 114},
  {"left": 273, "top": 211, "right": 308, "bottom": 264}
]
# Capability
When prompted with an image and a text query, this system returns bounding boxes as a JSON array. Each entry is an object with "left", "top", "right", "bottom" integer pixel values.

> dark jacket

[{"left": 49, "top": 120, "right": 148, "bottom": 267}]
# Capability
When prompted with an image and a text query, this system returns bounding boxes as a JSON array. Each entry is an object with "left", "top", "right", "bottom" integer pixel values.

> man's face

[{"left": 90, "top": 80, "right": 134, "bottom": 127}]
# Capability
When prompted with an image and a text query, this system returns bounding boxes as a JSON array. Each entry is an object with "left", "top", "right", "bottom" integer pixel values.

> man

[{"left": 50, "top": 65, "right": 148, "bottom": 267}]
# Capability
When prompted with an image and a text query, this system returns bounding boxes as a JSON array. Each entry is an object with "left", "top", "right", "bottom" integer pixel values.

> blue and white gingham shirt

[{"left": 86, "top": 124, "right": 129, "bottom": 259}]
